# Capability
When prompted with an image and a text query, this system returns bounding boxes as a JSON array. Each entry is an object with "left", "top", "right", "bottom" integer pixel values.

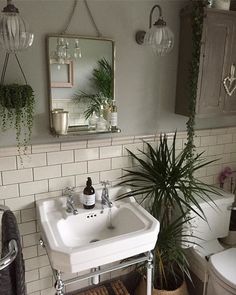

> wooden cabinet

[{"left": 175, "top": 8, "right": 236, "bottom": 117}]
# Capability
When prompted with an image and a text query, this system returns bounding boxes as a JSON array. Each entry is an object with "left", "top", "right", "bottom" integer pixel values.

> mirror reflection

[{"left": 47, "top": 35, "right": 117, "bottom": 135}]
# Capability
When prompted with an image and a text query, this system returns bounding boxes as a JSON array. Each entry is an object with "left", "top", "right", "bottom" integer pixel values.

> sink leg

[
  {"left": 39, "top": 240, "right": 65, "bottom": 295},
  {"left": 55, "top": 270, "right": 64, "bottom": 295},
  {"left": 91, "top": 266, "right": 101, "bottom": 285},
  {"left": 146, "top": 251, "right": 153, "bottom": 295}
]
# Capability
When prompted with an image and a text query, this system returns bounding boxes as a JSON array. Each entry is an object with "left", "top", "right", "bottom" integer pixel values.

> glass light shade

[
  {"left": 143, "top": 25, "right": 174, "bottom": 56},
  {"left": 0, "top": 12, "right": 34, "bottom": 52},
  {"left": 50, "top": 38, "right": 82, "bottom": 64},
  {"left": 74, "top": 40, "right": 82, "bottom": 59}
]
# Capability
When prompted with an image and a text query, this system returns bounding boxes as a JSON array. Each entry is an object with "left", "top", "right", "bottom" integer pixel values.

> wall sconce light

[
  {"left": 135, "top": 4, "right": 174, "bottom": 56},
  {"left": 0, "top": 0, "right": 34, "bottom": 52}
]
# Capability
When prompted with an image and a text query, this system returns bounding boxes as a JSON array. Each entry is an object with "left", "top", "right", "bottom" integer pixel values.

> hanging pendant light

[
  {"left": 135, "top": 4, "right": 174, "bottom": 56},
  {"left": 50, "top": 37, "right": 82, "bottom": 67},
  {"left": 74, "top": 39, "right": 82, "bottom": 59},
  {"left": 0, "top": 0, "right": 34, "bottom": 52}
]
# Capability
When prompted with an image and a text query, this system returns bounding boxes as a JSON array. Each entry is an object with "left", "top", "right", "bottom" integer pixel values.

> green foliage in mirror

[
  {"left": 92, "top": 58, "right": 113, "bottom": 99},
  {"left": 73, "top": 58, "right": 113, "bottom": 119},
  {"left": 0, "top": 84, "right": 35, "bottom": 153}
]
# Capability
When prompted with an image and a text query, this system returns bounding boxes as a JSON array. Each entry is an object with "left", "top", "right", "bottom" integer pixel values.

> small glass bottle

[
  {"left": 83, "top": 177, "right": 95, "bottom": 209},
  {"left": 89, "top": 111, "right": 98, "bottom": 130},
  {"left": 96, "top": 105, "right": 108, "bottom": 131},
  {"left": 110, "top": 100, "right": 118, "bottom": 131},
  {"left": 103, "top": 99, "right": 111, "bottom": 121}
]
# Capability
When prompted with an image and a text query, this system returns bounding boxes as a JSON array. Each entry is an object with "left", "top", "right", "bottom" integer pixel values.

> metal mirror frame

[{"left": 46, "top": 34, "right": 119, "bottom": 136}]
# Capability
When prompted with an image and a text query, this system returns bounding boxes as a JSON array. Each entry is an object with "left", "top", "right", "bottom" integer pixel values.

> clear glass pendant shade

[
  {"left": 0, "top": 9, "right": 34, "bottom": 52},
  {"left": 50, "top": 38, "right": 72, "bottom": 65},
  {"left": 74, "top": 40, "right": 82, "bottom": 59},
  {"left": 143, "top": 25, "right": 174, "bottom": 56},
  {"left": 50, "top": 38, "right": 82, "bottom": 65}
]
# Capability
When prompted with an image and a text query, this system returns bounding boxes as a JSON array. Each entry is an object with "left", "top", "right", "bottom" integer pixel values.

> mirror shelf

[
  {"left": 51, "top": 127, "right": 121, "bottom": 137},
  {"left": 47, "top": 34, "right": 117, "bottom": 136}
]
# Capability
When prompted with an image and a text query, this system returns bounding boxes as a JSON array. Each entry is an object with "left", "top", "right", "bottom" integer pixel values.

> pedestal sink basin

[{"left": 37, "top": 187, "right": 159, "bottom": 273}]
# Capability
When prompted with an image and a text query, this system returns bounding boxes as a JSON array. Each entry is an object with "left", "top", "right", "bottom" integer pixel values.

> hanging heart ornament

[{"left": 223, "top": 64, "right": 236, "bottom": 96}]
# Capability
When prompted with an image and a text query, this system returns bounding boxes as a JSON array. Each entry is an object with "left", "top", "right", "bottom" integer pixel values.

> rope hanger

[{"left": 61, "top": 0, "right": 102, "bottom": 37}]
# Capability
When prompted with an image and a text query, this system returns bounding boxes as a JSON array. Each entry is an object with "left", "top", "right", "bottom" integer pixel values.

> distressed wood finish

[{"left": 175, "top": 8, "right": 236, "bottom": 117}]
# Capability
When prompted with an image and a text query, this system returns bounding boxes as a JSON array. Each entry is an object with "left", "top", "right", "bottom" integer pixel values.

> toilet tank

[{"left": 185, "top": 190, "right": 234, "bottom": 245}]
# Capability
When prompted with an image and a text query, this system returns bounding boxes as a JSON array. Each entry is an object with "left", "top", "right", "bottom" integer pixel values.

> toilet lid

[{"left": 210, "top": 248, "right": 236, "bottom": 289}]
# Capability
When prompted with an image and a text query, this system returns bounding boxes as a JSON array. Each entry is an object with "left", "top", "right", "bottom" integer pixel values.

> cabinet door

[
  {"left": 196, "top": 11, "right": 233, "bottom": 115},
  {"left": 223, "top": 18, "right": 236, "bottom": 114}
]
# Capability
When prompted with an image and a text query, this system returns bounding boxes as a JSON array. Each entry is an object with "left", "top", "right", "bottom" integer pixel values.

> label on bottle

[
  {"left": 111, "top": 112, "right": 118, "bottom": 127},
  {"left": 83, "top": 193, "right": 95, "bottom": 206}
]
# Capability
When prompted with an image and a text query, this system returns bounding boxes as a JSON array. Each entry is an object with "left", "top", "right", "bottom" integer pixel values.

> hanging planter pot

[
  {"left": 0, "top": 53, "right": 35, "bottom": 154},
  {"left": 0, "top": 84, "right": 33, "bottom": 109}
]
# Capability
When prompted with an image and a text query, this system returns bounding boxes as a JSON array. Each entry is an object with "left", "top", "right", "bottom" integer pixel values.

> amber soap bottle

[{"left": 83, "top": 177, "right": 95, "bottom": 209}]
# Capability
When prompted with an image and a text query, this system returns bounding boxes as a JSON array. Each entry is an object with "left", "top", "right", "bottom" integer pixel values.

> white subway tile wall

[
  {"left": 75, "top": 147, "right": 99, "bottom": 162},
  {"left": 0, "top": 127, "right": 235, "bottom": 294}
]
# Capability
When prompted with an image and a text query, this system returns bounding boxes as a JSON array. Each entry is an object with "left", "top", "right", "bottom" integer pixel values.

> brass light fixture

[{"left": 135, "top": 4, "right": 174, "bottom": 56}]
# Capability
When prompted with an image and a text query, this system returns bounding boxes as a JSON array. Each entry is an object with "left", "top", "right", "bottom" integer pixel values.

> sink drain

[{"left": 89, "top": 239, "right": 100, "bottom": 243}]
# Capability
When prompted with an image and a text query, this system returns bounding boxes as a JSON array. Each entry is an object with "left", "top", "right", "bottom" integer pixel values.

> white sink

[{"left": 37, "top": 187, "right": 159, "bottom": 273}]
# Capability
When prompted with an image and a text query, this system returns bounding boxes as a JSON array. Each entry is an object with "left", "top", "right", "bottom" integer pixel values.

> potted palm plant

[{"left": 117, "top": 132, "right": 218, "bottom": 294}]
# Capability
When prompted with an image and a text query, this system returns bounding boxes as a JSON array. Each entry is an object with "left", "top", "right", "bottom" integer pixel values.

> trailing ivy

[
  {"left": 186, "top": 0, "right": 206, "bottom": 179},
  {"left": 0, "top": 84, "right": 35, "bottom": 154}
]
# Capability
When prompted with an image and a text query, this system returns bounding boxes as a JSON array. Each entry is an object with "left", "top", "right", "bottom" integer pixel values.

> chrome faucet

[
  {"left": 64, "top": 187, "right": 78, "bottom": 215},
  {"left": 101, "top": 181, "right": 112, "bottom": 209}
]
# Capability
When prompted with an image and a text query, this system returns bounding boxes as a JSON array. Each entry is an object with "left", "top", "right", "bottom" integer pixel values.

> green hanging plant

[
  {"left": 186, "top": 0, "right": 206, "bottom": 179},
  {"left": 0, "top": 53, "right": 35, "bottom": 154},
  {"left": 0, "top": 83, "right": 35, "bottom": 153}
]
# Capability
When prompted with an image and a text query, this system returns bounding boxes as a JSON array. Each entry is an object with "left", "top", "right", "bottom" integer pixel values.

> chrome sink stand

[
  {"left": 40, "top": 239, "right": 154, "bottom": 295},
  {"left": 55, "top": 271, "right": 64, "bottom": 295}
]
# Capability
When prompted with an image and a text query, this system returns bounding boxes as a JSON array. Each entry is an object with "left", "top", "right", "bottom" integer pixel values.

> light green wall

[{"left": 0, "top": 0, "right": 236, "bottom": 147}]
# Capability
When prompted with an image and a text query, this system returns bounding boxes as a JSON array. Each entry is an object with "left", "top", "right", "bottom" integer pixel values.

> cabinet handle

[{"left": 223, "top": 64, "right": 236, "bottom": 96}]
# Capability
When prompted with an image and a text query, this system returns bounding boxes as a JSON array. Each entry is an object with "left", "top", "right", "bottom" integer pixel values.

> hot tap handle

[
  {"left": 101, "top": 181, "right": 110, "bottom": 188},
  {"left": 64, "top": 186, "right": 75, "bottom": 195}
]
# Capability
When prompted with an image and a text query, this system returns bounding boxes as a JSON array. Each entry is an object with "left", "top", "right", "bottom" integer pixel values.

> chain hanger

[{"left": 61, "top": 0, "right": 102, "bottom": 37}]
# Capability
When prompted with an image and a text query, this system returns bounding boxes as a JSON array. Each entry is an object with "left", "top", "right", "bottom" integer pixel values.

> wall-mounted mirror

[{"left": 47, "top": 34, "right": 119, "bottom": 135}]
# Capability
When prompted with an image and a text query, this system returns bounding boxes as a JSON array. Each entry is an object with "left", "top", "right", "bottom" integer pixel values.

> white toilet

[{"left": 184, "top": 190, "right": 236, "bottom": 295}]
